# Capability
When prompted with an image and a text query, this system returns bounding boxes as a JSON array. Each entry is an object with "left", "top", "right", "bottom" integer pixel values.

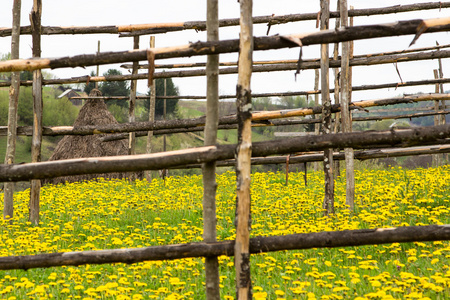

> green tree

[
  {"left": 147, "top": 78, "right": 179, "bottom": 119},
  {"left": 100, "top": 69, "right": 129, "bottom": 108}
]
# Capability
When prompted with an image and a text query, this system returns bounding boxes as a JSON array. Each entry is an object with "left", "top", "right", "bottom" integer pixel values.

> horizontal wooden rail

[
  {"left": 0, "top": 225, "right": 448, "bottom": 270},
  {"left": 0, "top": 93, "right": 447, "bottom": 138},
  {"left": 3, "top": 48, "right": 449, "bottom": 88},
  {"left": 120, "top": 43, "right": 450, "bottom": 70},
  {"left": 0, "top": 2, "right": 447, "bottom": 37},
  {"left": 1, "top": 18, "right": 450, "bottom": 73},
  {"left": 1, "top": 124, "right": 450, "bottom": 182}
]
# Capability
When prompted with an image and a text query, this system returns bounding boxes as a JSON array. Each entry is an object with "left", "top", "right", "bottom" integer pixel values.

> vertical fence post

[
  {"left": 29, "top": 0, "right": 43, "bottom": 225},
  {"left": 3, "top": 0, "right": 21, "bottom": 221},
  {"left": 95, "top": 40, "right": 100, "bottom": 89},
  {"left": 333, "top": 0, "right": 341, "bottom": 178},
  {"left": 313, "top": 69, "right": 320, "bottom": 172},
  {"left": 202, "top": 1, "right": 221, "bottom": 298},
  {"left": 145, "top": 36, "right": 156, "bottom": 182},
  {"left": 340, "top": 0, "right": 355, "bottom": 210},
  {"left": 162, "top": 79, "right": 167, "bottom": 180},
  {"left": 433, "top": 69, "right": 441, "bottom": 167},
  {"left": 129, "top": 36, "right": 139, "bottom": 161},
  {"left": 235, "top": 0, "right": 253, "bottom": 299},
  {"left": 320, "top": 0, "right": 335, "bottom": 216}
]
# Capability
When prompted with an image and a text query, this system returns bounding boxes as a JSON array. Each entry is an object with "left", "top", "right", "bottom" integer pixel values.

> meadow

[{"left": 0, "top": 165, "right": 449, "bottom": 300}]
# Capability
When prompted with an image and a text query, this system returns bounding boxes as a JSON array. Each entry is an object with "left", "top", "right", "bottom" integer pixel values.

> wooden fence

[{"left": 1, "top": 1, "right": 450, "bottom": 299}]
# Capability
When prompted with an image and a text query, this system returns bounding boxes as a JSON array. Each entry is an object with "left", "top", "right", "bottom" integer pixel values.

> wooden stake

[
  {"left": 29, "top": 0, "right": 42, "bottom": 226},
  {"left": 235, "top": 0, "right": 253, "bottom": 299},
  {"left": 3, "top": 0, "right": 21, "bottom": 222},
  {"left": 433, "top": 69, "right": 441, "bottom": 167},
  {"left": 95, "top": 40, "right": 100, "bottom": 89},
  {"left": 145, "top": 36, "right": 156, "bottom": 182},
  {"left": 340, "top": 0, "right": 355, "bottom": 211},
  {"left": 203, "top": 0, "right": 221, "bottom": 299},
  {"left": 320, "top": 0, "right": 335, "bottom": 216},
  {"left": 128, "top": 36, "right": 139, "bottom": 162},
  {"left": 333, "top": 0, "right": 341, "bottom": 178},
  {"left": 313, "top": 69, "right": 320, "bottom": 172}
]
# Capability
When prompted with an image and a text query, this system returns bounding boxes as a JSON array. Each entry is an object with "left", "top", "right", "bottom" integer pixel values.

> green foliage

[
  {"left": 107, "top": 104, "right": 128, "bottom": 123},
  {"left": 147, "top": 78, "right": 179, "bottom": 118},
  {"left": 100, "top": 69, "right": 130, "bottom": 109},
  {"left": 43, "top": 95, "right": 79, "bottom": 127}
]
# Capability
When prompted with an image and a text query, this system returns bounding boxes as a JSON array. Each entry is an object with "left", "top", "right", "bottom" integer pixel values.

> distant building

[{"left": 57, "top": 86, "right": 88, "bottom": 106}]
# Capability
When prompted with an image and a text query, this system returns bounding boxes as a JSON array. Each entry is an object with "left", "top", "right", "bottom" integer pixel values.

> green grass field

[{"left": 1, "top": 166, "right": 449, "bottom": 299}]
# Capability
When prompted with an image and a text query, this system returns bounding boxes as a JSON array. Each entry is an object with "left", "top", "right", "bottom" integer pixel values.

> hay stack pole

[
  {"left": 203, "top": 0, "right": 221, "bottom": 299},
  {"left": 235, "top": 0, "right": 253, "bottom": 298},
  {"left": 3, "top": 0, "right": 21, "bottom": 221},
  {"left": 320, "top": 0, "right": 335, "bottom": 215},
  {"left": 29, "top": 0, "right": 43, "bottom": 225},
  {"left": 145, "top": 36, "right": 156, "bottom": 181}
]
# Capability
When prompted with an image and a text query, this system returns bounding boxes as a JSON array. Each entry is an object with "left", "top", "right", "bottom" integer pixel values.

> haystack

[{"left": 44, "top": 89, "right": 138, "bottom": 185}]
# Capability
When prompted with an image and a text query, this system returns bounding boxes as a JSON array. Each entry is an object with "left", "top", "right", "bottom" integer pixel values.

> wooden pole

[
  {"left": 320, "top": 0, "right": 335, "bottom": 216},
  {"left": 203, "top": 1, "right": 220, "bottom": 299},
  {"left": 95, "top": 41, "right": 100, "bottom": 89},
  {"left": 29, "top": 0, "right": 42, "bottom": 226},
  {"left": 333, "top": 0, "right": 341, "bottom": 178},
  {"left": 1, "top": 2, "right": 448, "bottom": 37},
  {"left": 145, "top": 36, "right": 156, "bottom": 181},
  {"left": 0, "top": 225, "right": 449, "bottom": 271},
  {"left": 340, "top": 0, "right": 355, "bottom": 211},
  {"left": 2, "top": 124, "right": 450, "bottom": 182},
  {"left": 313, "top": 69, "right": 320, "bottom": 172},
  {"left": 128, "top": 36, "right": 139, "bottom": 161},
  {"left": 2, "top": 17, "right": 450, "bottom": 73},
  {"left": 235, "top": 0, "right": 253, "bottom": 299},
  {"left": 162, "top": 78, "right": 168, "bottom": 180},
  {"left": 433, "top": 69, "right": 441, "bottom": 167},
  {"left": 3, "top": 0, "right": 21, "bottom": 221}
]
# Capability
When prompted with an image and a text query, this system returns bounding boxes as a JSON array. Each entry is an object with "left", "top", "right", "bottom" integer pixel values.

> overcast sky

[{"left": 0, "top": 0, "right": 449, "bottom": 103}]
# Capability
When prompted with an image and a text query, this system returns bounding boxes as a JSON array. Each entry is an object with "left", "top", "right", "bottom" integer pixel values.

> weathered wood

[
  {"left": 1, "top": 93, "right": 448, "bottom": 139},
  {"left": 314, "top": 69, "right": 320, "bottom": 172},
  {"left": 320, "top": 0, "right": 335, "bottom": 216},
  {"left": 121, "top": 42, "right": 450, "bottom": 70},
  {"left": 128, "top": 36, "right": 139, "bottom": 161},
  {"left": 340, "top": 0, "right": 354, "bottom": 211},
  {"left": 145, "top": 37, "right": 156, "bottom": 182},
  {"left": 63, "top": 77, "right": 450, "bottom": 101},
  {"left": 1, "top": 124, "right": 450, "bottom": 182},
  {"left": 2, "top": 18, "right": 450, "bottom": 73},
  {"left": 333, "top": 0, "right": 341, "bottom": 178},
  {"left": 203, "top": 1, "right": 220, "bottom": 299},
  {"left": 5, "top": 48, "right": 450, "bottom": 88},
  {"left": 3, "top": 0, "right": 21, "bottom": 221},
  {"left": 0, "top": 225, "right": 449, "bottom": 271},
  {"left": 174, "top": 145, "right": 450, "bottom": 169},
  {"left": 3, "top": 2, "right": 448, "bottom": 37},
  {"left": 235, "top": 1, "right": 253, "bottom": 299}
]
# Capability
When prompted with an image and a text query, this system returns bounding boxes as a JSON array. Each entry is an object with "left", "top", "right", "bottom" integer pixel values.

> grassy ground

[{"left": 0, "top": 166, "right": 449, "bottom": 299}]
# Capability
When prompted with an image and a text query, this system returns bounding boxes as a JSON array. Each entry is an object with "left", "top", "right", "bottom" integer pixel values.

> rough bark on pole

[
  {"left": 433, "top": 69, "right": 441, "bottom": 167},
  {"left": 2, "top": 124, "right": 450, "bottom": 182},
  {"left": 145, "top": 36, "right": 156, "bottom": 181},
  {"left": 333, "top": 0, "right": 341, "bottom": 178},
  {"left": 340, "top": 0, "right": 355, "bottom": 211},
  {"left": 29, "top": 0, "right": 43, "bottom": 226},
  {"left": 313, "top": 69, "right": 320, "bottom": 172},
  {"left": 203, "top": 0, "right": 220, "bottom": 299},
  {"left": 235, "top": 0, "right": 253, "bottom": 299},
  {"left": 320, "top": 0, "right": 335, "bottom": 216},
  {"left": 3, "top": 17, "right": 450, "bottom": 73},
  {"left": 128, "top": 36, "right": 139, "bottom": 164},
  {"left": 3, "top": 0, "right": 21, "bottom": 221},
  {"left": 95, "top": 41, "right": 100, "bottom": 89}
]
